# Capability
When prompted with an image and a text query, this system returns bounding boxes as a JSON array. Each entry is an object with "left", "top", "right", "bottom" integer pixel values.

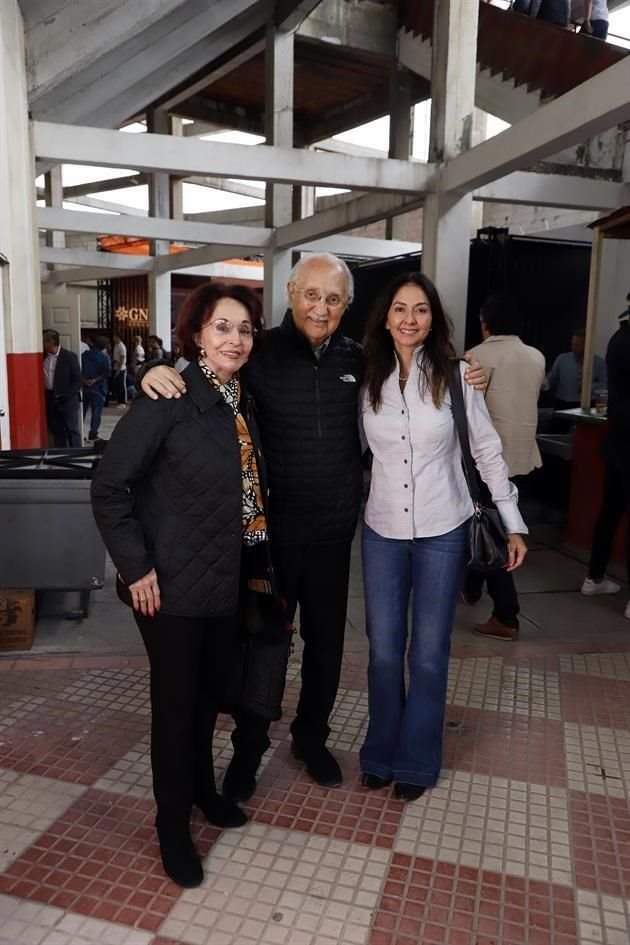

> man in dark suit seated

[{"left": 43, "top": 329, "right": 82, "bottom": 448}]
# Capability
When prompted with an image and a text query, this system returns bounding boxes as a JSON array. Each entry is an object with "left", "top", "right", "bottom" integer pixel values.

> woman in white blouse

[{"left": 359, "top": 273, "right": 527, "bottom": 802}]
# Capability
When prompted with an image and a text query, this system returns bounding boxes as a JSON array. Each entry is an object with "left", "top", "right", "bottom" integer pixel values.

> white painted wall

[{"left": 0, "top": 0, "right": 42, "bottom": 355}]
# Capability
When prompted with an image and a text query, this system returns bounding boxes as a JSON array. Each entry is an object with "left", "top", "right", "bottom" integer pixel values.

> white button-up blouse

[{"left": 361, "top": 355, "right": 527, "bottom": 540}]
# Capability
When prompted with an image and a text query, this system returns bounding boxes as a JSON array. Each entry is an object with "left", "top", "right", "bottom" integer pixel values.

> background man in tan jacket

[{"left": 462, "top": 295, "right": 546, "bottom": 641}]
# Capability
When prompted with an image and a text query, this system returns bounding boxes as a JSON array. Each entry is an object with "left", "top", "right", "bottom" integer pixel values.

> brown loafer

[{"left": 473, "top": 617, "right": 519, "bottom": 641}]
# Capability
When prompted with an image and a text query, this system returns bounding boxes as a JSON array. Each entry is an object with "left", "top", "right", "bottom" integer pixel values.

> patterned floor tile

[
  {"left": 94, "top": 729, "right": 282, "bottom": 800},
  {"left": 0, "top": 894, "right": 153, "bottom": 944},
  {"left": 369, "top": 854, "right": 578, "bottom": 945},
  {"left": 0, "top": 705, "right": 149, "bottom": 785},
  {"left": 565, "top": 723, "right": 630, "bottom": 799},
  {"left": 561, "top": 674, "right": 630, "bottom": 731},
  {"left": 443, "top": 707, "right": 566, "bottom": 787},
  {"left": 571, "top": 791, "right": 630, "bottom": 900},
  {"left": 161, "top": 822, "right": 390, "bottom": 945},
  {"left": 248, "top": 750, "right": 403, "bottom": 848},
  {"left": 327, "top": 688, "right": 369, "bottom": 755},
  {"left": 576, "top": 890, "right": 630, "bottom": 945},
  {"left": 447, "top": 657, "right": 562, "bottom": 720},
  {"left": 57, "top": 668, "right": 150, "bottom": 716},
  {"left": 0, "top": 769, "right": 85, "bottom": 871},
  {"left": 0, "top": 789, "right": 205, "bottom": 931},
  {"left": 559, "top": 652, "right": 630, "bottom": 682},
  {"left": 394, "top": 770, "right": 573, "bottom": 886}
]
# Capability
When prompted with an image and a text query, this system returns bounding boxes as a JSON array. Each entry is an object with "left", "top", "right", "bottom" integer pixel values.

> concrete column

[
  {"left": 43, "top": 166, "right": 67, "bottom": 293},
  {"left": 386, "top": 68, "right": 414, "bottom": 241},
  {"left": 0, "top": 0, "right": 45, "bottom": 447},
  {"left": 146, "top": 108, "right": 172, "bottom": 343},
  {"left": 264, "top": 25, "right": 294, "bottom": 327},
  {"left": 170, "top": 116, "right": 184, "bottom": 222},
  {"left": 421, "top": 0, "right": 479, "bottom": 351}
]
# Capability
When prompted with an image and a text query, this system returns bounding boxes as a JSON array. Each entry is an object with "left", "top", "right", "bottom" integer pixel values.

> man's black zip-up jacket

[{"left": 244, "top": 312, "right": 364, "bottom": 546}]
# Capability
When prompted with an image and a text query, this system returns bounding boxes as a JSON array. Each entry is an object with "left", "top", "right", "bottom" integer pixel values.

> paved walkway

[{"left": 1, "top": 480, "right": 629, "bottom": 944}]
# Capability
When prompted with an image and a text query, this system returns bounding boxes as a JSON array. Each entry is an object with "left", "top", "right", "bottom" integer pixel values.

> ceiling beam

[
  {"left": 37, "top": 206, "right": 273, "bottom": 248},
  {"left": 160, "top": 38, "right": 266, "bottom": 112},
  {"left": 473, "top": 171, "right": 624, "bottom": 211},
  {"left": 64, "top": 195, "right": 149, "bottom": 216},
  {"left": 33, "top": 121, "right": 436, "bottom": 194},
  {"left": 300, "top": 234, "right": 419, "bottom": 257},
  {"left": 39, "top": 246, "right": 155, "bottom": 271},
  {"left": 173, "top": 95, "right": 265, "bottom": 137},
  {"left": 441, "top": 56, "right": 630, "bottom": 194},
  {"left": 275, "top": 191, "right": 424, "bottom": 248},
  {"left": 62, "top": 174, "right": 146, "bottom": 199},
  {"left": 154, "top": 244, "right": 262, "bottom": 273},
  {"left": 275, "top": 0, "right": 324, "bottom": 31}
]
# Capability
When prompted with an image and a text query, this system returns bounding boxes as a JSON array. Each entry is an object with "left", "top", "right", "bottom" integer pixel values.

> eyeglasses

[
  {"left": 207, "top": 319, "right": 256, "bottom": 338},
  {"left": 290, "top": 285, "right": 347, "bottom": 310}
]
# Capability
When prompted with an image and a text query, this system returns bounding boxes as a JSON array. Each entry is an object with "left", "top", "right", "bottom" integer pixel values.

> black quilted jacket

[
  {"left": 91, "top": 359, "right": 265, "bottom": 617},
  {"left": 244, "top": 312, "right": 364, "bottom": 545}
]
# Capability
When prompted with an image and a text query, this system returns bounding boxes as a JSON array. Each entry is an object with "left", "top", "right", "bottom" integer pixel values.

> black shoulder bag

[{"left": 449, "top": 361, "right": 509, "bottom": 573}]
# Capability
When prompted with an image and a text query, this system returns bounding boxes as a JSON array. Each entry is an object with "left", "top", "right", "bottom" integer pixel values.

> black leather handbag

[{"left": 450, "top": 361, "right": 509, "bottom": 573}]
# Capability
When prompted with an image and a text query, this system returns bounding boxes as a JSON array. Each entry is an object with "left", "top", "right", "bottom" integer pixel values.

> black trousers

[
  {"left": 588, "top": 449, "right": 630, "bottom": 588},
  {"left": 135, "top": 610, "right": 238, "bottom": 825},
  {"left": 464, "top": 566, "right": 520, "bottom": 629},
  {"left": 45, "top": 391, "right": 81, "bottom": 448},
  {"left": 232, "top": 539, "right": 352, "bottom": 760}
]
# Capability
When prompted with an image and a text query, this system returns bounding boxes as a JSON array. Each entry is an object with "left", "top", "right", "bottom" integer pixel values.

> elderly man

[{"left": 139, "top": 253, "right": 485, "bottom": 799}]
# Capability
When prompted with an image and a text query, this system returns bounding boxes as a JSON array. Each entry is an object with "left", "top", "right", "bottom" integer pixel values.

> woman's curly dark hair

[
  {"left": 176, "top": 281, "right": 264, "bottom": 362},
  {"left": 363, "top": 272, "right": 455, "bottom": 411}
]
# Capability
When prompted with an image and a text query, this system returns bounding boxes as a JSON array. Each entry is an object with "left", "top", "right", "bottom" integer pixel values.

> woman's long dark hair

[{"left": 363, "top": 272, "right": 455, "bottom": 410}]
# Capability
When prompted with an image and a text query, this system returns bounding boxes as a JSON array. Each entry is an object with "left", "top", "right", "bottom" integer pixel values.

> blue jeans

[
  {"left": 83, "top": 388, "right": 105, "bottom": 439},
  {"left": 360, "top": 520, "right": 468, "bottom": 787}
]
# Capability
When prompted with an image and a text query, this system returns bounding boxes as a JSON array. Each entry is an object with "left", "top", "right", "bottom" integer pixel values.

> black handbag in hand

[{"left": 450, "top": 361, "right": 509, "bottom": 573}]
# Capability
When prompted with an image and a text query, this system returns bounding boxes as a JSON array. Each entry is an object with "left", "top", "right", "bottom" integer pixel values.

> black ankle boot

[
  {"left": 291, "top": 742, "right": 342, "bottom": 788},
  {"left": 195, "top": 792, "right": 248, "bottom": 828},
  {"left": 361, "top": 773, "right": 392, "bottom": 790},
  {"left": 222, "top": 754, "right": 261, "bottom": 804},
  {"left": 394, "top": 782, "right": 426, "bottom": 802},
  {"left": 156, "top": 824, "right": 203, "bottom": 888}
]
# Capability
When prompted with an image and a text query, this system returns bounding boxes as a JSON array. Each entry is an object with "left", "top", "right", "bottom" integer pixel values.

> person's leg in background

[
  {"left": 582, "top": 455, "right": 626, "bottom": 598},
  {"left": 45, "top": 390, "right": 67, "bottom": 447},
  {"left": 473, "top": 567, "right": 520, "bottom": 641},
  {"left": 359, "top": 525, "right": 411, "bottom": 785},
  {"left": 290, "top": 540, "right": 352, "bottom": 785},
  {"left": 392, "top": 521, "right": 468, "bottom": 794},
  {"left": 62, "top": 398, "right": 81, "bottom": 448},
  {"left": 462, "top": 567, "right": 485, "bottom": 604}
]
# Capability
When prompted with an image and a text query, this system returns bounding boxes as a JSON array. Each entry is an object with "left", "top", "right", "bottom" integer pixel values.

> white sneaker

[
  {"left": 581, "top": 577, "right": 621, "bottom": 596},
  {"left": 624, "top": 601, "right": 630, "bottom": 621}
]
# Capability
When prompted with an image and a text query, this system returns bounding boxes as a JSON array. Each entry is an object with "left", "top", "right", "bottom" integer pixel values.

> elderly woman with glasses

[{"left": 91, "top": 282, "right": 272, "bottom": 889}]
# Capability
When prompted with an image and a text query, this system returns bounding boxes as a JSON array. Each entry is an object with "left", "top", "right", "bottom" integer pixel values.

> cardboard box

[{"left": 0, "top": 589, "right": 36, "bottom": 651}]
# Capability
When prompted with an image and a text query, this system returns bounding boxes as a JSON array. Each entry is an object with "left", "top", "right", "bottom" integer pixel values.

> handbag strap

[{"left": 449, "top": 360, "right": 480, "bottom": 504}]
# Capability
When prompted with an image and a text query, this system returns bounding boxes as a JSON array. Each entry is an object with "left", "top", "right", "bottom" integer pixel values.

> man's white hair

[{"left": 287, "top": 252, "right": 354, "bottom": 304}]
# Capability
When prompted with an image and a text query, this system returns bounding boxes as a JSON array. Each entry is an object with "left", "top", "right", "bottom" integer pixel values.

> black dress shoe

[
  {"left": 222, "top": 754, "right": 260, "bottom": 805},
  {"left": 361, "top": 773, "right": 392, "bottom": 790},
  {"left": 194, "top": 792, "right": 248, "bottom": 828},
  {"left": 394, "top": 782, "right": 426, "bottom": 802},
  {"left": 157, "top": 826, "right": 203, "bottom": 888},
  {"left": 291, "top": 743, "right": 342, "bottom": 787}
]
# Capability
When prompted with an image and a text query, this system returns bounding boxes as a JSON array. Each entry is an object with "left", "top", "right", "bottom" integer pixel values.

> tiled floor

[{"left": 1, "top": 524, "right": 630, "bottom": 943}]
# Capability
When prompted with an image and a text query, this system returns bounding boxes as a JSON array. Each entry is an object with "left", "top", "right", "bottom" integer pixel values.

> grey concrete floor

[{"left": 18, "top": 404, "right": 630, "bottom": 657}]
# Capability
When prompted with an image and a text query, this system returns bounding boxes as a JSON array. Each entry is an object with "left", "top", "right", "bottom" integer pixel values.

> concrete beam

[
  {"left": 174, "top": 95, "right": 265, "bottom": 137},
  {"left": 37, "top": 206, "right": 273, "bottom": 248},
  {"left": 473, "top": 172, "right": 624, "bottom": 211},
  {"left": 297, "top": 0, "right": 396, "bottom": 56},
  {"left": 276, "top": 0, "right": 325, "bottom": 32},
  {"left": 441, "top": 56, "right": 630, "bottom": 195},
  {"left": 300, "top": 234, "right": 420, "bottom": 257},
  {"left": 186, "top": 177, "right": 265, "bottom": 200},
  {"left": 39, "top": 246, "right": 155, "bottom": 271},
  {"left": 155, "top": 244, "right": 263, "bottom": 273},
  {"left": 160, "top": 39, "right": 265, "bottom": 111},
  {"left": 275, "top": 191, "right": 424, "bottom": 248},
  {"left": 33, "top": 121, "right": 435, "bottom": 193},
  {"left": 65, "top": 196, "right": 148, "bottom": 215},
  {"left": 62, "top": 174, "right": 146, "bottom": 199}
]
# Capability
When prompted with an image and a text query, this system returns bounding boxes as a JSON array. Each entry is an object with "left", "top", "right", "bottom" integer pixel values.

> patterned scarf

[{"left": 199, "top": 358, "right": 267, "bottom": 546}]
